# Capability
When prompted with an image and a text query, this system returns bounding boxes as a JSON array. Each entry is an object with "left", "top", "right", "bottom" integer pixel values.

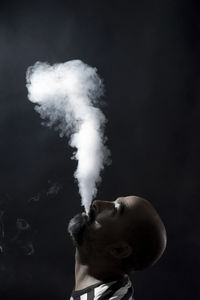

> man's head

[{"left": 68, "top": 196, "right": 167, "bottom": 276}]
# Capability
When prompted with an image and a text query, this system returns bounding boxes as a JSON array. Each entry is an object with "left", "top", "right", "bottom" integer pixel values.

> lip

[{"left": 87, "top": 204, "right": 96, "bottom": 223}]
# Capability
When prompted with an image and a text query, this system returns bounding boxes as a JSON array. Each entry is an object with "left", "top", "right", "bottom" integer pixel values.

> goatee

[{"left": 68, "top": 205, "right": 96, "bottom": 247}]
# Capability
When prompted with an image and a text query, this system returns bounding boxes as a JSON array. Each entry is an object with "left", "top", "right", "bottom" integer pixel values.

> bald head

[{"left": 68, "top": 195, "right": 167, "bottom": 277}]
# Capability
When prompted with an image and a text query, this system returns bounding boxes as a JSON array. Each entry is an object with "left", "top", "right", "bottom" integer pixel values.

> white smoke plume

[{"left": 26, "top": 60, "right": 110, "bottom": 214}]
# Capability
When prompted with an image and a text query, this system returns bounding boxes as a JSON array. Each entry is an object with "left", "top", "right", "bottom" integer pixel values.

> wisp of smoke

[{"left": 26, "top": 60, "right": 110, "bottom": 213}]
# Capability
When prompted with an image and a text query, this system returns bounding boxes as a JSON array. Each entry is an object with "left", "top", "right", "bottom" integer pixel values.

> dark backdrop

[{"left": 0, "top": 0, "right": 199, "bottom": 299}]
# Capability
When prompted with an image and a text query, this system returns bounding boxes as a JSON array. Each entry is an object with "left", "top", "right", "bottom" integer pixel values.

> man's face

[{"left": 68, "top": 196, "right": 138, "bottom": 248}]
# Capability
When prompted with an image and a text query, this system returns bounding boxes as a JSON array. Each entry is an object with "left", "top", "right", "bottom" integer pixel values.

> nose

[{"left": 92, "top": 200, "right": 114, "bottom": 213}]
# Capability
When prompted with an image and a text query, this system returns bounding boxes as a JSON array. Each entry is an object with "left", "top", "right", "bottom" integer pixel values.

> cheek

[
  {"left": 95, "top": 211, "right": 122, "bottom": 230},
  {"left": 90, "top": 220, "right": 122, "bottom": 244},
  {"left": 95, "top": 210, "right": 115, "bottom": 224}
]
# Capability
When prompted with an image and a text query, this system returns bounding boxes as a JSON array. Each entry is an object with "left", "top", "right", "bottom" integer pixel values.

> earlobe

[{"left": 109, "top": 242, "right": 132, "bottom": 259}]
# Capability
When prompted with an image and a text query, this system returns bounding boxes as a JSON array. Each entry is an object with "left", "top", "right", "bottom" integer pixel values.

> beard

[{"left": 67, "top": 205, "right": 96, "bottom": 247}]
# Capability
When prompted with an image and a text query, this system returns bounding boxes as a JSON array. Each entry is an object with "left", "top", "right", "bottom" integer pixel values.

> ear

[{"left": 108, "top": 241, "right": 132, "bottom": 259}]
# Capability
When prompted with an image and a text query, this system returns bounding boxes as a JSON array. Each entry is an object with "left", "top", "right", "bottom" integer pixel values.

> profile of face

[{"left": 68, "top": 196, "right": 167, "bottom": 272}]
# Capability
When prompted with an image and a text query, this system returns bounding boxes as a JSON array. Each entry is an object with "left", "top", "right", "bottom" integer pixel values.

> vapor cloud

[{"left": 26, "top": 60, "right": 110, "bottom": 213}]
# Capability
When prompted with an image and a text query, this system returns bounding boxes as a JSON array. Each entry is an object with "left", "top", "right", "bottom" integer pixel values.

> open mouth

[{"left": 87, "top": 203, "right": 96, "bottom": 224}]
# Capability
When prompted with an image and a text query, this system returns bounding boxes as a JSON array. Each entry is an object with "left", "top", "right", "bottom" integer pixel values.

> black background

[{"left": 0, "top": 0, "right": 199, "bottom": 299}]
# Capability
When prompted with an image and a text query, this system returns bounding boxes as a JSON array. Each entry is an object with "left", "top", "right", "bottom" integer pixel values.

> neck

[
  {"left": 74, "top": 248, "right": 125, "bottom": 291},
  {"left": 75, "top": 249, "right": 101, "bottom": 291}
]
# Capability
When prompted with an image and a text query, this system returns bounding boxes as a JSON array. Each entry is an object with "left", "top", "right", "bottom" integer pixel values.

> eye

[
  {"left": 111, "top": 202, "right": 120, "bottom": 216},
  {"left": 111, "top": 206, "right": 118, "bottom": 216},
  {"left": 115, "top": 200, "right": 125, "bottom": 216}
]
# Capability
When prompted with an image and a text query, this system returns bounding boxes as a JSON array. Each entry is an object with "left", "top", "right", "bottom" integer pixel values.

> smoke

[{"left": 26, "top": 60, "right": 110, "bottom": 213}]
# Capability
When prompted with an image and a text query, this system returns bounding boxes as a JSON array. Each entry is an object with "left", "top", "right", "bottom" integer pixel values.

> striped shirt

[{"left": 70, "top": 275, "right": 134, "bottom": 300}]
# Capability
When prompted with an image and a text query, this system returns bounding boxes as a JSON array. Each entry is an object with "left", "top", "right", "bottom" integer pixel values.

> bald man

[{"left": 68, "top": 196, "right": 167, "bottom": 299}]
